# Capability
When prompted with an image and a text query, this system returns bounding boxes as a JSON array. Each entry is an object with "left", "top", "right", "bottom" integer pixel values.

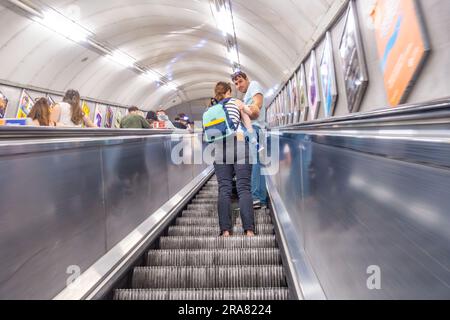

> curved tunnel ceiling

[{"left": 0, "top": 0, "right": 343, "bottom": 110}]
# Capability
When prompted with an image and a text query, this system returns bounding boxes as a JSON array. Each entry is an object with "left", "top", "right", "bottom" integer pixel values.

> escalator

[{"left": 113, "top": 176, "right": 290, "bottom": 300}]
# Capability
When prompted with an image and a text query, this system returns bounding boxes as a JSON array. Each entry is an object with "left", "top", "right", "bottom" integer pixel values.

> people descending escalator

[
  {"left": 51, "top": 89, "right": 97, "bottom": 128},
  {"left": 27, "top": 98, "right": 55, "bottom": 127},
  {"left": 204, "top": 82, "right": 256, "bottom": 237},
  {"left": 120, "top": 106, "right": 151, "bottom": 129}
]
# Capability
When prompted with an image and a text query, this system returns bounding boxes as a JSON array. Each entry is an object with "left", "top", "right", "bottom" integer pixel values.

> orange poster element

[{"left": 372, "top": 0, "right": 429, "bottom": 107}]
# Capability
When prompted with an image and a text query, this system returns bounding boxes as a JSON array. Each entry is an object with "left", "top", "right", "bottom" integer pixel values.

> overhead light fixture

[
  {"left": 144, "top": 70, "right": 161, "bottom": 82},
  {"left": 211, "top": 0, "right": 240, "bottom": 70},
  {"left": 166, "top": 83, "right": 178, "bottom": 91},
  {"left": 36, "top": 9, "right": 91, "bottom": 42},
  {"left": 214, "top": 3, "right": 234, "bottom": 37},
  {"left": 227, "top": 46, "right": 239, "bottom": 65},
  {"left": 108, "top": 50, "right": 136, "bottom": 68}
]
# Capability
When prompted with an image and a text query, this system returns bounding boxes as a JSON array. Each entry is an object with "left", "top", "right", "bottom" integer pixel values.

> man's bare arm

[{"left": 247, "top": 93, "right": 264, "bottom": 120}]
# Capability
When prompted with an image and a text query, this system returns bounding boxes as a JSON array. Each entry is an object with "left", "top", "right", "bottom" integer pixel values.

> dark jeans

[{"left": 214, "top": 141, "right": 254, "bottom": 233}]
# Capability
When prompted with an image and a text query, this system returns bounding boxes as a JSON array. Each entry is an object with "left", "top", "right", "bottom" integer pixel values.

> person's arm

[
  {"left": 141, "top": 117, "right": 151, "bottom": 129},
  {"left": 50, "top": 104, "right": 61, "bottom": 126},
  {"left": 247, "top": 93, "right": 263, "bottom": 120},
  {"left": 83, "top": 115, "right": 97, "bottom": 128}
]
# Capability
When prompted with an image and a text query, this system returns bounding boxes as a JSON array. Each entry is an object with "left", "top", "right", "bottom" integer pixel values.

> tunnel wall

[
  {"left": 0, "top": 133, "right": 208, "bottom": 299},
  {"left": 272, "top": 0, "right": 450, "bottom": 122}
]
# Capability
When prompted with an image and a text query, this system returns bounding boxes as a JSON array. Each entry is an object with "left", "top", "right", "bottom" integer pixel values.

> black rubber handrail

[{"left": 273, "top": 98, "right": 450, "bottom": 131}]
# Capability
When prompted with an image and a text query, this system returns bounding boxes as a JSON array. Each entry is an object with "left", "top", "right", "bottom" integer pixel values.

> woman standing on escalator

[{"left": 212, "top": 82, "right": 255, "bottom": 237}]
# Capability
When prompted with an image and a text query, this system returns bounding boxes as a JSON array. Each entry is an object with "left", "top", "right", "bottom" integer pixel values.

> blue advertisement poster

[
  {"left": 319, "top": 32, "right": 338, "bottom": 118},
  {"left": 307, "top": 50, "right": 321, "bottom": 120}
]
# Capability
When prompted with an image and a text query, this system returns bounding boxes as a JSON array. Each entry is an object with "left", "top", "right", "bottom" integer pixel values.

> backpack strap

[{"left": 218, "top": 98, "right": 236, "bottom": 131}]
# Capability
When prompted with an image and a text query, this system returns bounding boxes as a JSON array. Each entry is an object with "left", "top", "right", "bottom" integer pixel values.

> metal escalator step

[
  {"left": 132, "top": 265, "right": 286, "bottom": 289},
  {"left": 191, "top": 199, "right": 218, "bottom": 204},
  {"left": 197, "top": 191, "right": 218, "bottom": 195},
  {"left": 114, "top": 288, "right": 290, "bottom": 300},
  {"left": 147, "top": 248, "right": 281, "bottom": 266},
  {"left": 159, "top": 235, "right": 278, "bottom": 250},
  {"left": 175, "top": 216, "right": 272, "bottom": 226},
  {"left": 167, "top": 224, "right": 274, "bottom": 236},
  {"left": 181, "top": 210, "right": 269, "bottom": 218},
  {"left": 187, "top": 204, "right": 218, "bottom": 210},
  {"left": 195, "top": 194, "right": 218, "bottom": 199}
]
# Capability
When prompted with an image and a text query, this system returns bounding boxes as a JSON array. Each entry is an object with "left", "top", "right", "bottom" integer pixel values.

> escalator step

[
  {"left": 147, "top": 248, "right": 281, "bottom": 266},
  {"left": 132, "top": 265, "right": 287, "bottom": 289},
  {"left": 187, "top": 204, "right": 219, "bottom": 210},
  {"left": 114, "top": 288, "right": 290, "bottom": 300},
  {"left": 191, "top": 199, "right": 218, "bottom": 204},
  {"left": 159, "top": 235, "right": 278, "bottom": 250},
  {"left": 181, "top": 210, "right": 269, "bottom": 218},
  {"left": 175, "top": 216, "right": 272, "bottom": 226},
  {"left": 167, "top": 224, "right": 274, "bottom": 236}
]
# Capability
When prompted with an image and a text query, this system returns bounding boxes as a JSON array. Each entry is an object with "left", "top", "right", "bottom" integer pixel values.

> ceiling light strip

[{"left": 7, "top": 0, "right": 176, "bottom": 90}]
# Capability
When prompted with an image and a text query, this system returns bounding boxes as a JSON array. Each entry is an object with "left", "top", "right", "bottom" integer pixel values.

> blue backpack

[{"left": 203, "top": 98, "right": 236, "bottom": 143}]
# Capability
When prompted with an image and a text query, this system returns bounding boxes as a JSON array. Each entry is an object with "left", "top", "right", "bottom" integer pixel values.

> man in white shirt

[{"left": 232, "top": 71, "right": 268, "bottom": 208}]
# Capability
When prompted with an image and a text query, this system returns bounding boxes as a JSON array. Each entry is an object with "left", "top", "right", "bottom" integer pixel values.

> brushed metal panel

[
  {"left": 269, "top": 131, "right": 450, "bottom": 299},
  {"left": 0, "top": 147, "right": 106, "bottom": 300},
  {"left": 103, "top": 138, "right": 170, "bottom": 250},
  {"left": 166, "top": 135, "right": 195, "bottom": 199}
]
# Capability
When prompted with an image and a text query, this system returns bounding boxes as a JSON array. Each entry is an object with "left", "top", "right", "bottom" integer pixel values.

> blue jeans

[
  {"left": 252, "top": 125, "right": 268, "bottom": 205},
  {"left": 214, "top": 141, "right": 254, "bottom": 233}
]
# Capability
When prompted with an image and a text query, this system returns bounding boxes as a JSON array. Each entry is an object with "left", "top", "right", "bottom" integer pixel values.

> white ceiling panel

[{"left": 0, "top": 0, "right": 346, "bottom": 110}]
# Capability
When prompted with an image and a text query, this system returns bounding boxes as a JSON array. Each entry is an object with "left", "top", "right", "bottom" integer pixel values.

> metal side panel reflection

[
  {"left": 103, "top": 139, "right": 170, "bottom": 250},
  {"left": 268, "top": 131, "right": 450, "bottom": 299},
  {"left": 0, "top": 133, "right": 209, "bottom": 300},
  {"left": 0, "top": 147, "right": 106, "bottom": 300}
]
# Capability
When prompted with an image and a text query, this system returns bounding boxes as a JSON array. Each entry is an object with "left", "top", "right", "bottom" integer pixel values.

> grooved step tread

[
  {"left": 132, "top": 265, "right": 287, "bottom": 289},
  {"left": 114, "top": 288, "right": 290, "bottom": 300},
  {"left": 159, "top": 235, "right": 278, "bottom": 250},
  {"left": 147, "top": 248, "right": 281, "bottom": 266}
]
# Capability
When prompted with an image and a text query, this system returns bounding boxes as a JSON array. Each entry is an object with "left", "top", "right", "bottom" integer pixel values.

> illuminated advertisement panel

[
  {"left": 0, "top": 91, "right": 8, "bottom": 119},
  {"left": 105, "top": 106, "right": 114, "bottom": 128},
  {"left": 287, "top": 80, "right": 293, "bottom": 124},
  {"left": 372, "top": 0, "right": 430, "bottom": 106},
  {"left": 308, "top": 50, "right": 321, "bottom": 120},
  {"left": 94, "top": 104, "right": 103, "bottom": 127},
  {"left": 320, "top": 32, "right": 338, "bottom": 118},
  {"left": 290, "top": 75, "right": 299, "bottom": 124},
  {"left": 339, "top": 0, "right": 369, "bottom": 113},
  {"left": 297, "top": 64, "right": 309, "bottom": 122},
  {"left": 17, "top": 89, "right": 34, "bottom": 118},
  {"left": 115, "top": 109, "right": 123, "bottom": 128}
]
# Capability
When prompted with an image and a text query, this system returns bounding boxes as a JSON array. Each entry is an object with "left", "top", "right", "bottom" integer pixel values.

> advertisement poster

[
  {"left": 285, "top": 81, "right": 292, "bottom": 124},
  {"left": 289, "top": 77, "right": 298, "bottom": 124},
  {"left": 94, "top": 104, "right": 103, "bottom": 127},
  {"left": 308, "top": 50, "right": 321, "bottom": 120},
  {"left": 339, "top": 0, "right": 369, "bottom": 113},
  {"left": 371, "top": 0, "right": 430, "bottom": 106},
  {"left": 319, "top": 32, "right": 338, "bottom": 118},
  {"left": 282, "top": 88, "right": 288, "bottom": 126},
  {"left": 17, "top": 89, "right": 34, "bottom": 119},
  {"left": 105, "top": 106, "right": 114, "bottom": 128},
  {"left": 0, "top": 91, "right": 8, "bottom": 119},
  {"left": 298, "top": 64, "right": 309, "bottom": 122},
  {"left": 82, "top": 101, "right": 91, "bottom": 119},
  {"left": 47, "top": 95, "right": 56, "bottom": 106},
  {"left": 115, "top": 110, "right": 123, "bottom": 128},
  {"left": 275, "top": 96, "right": 280, "bottom": 127}
]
